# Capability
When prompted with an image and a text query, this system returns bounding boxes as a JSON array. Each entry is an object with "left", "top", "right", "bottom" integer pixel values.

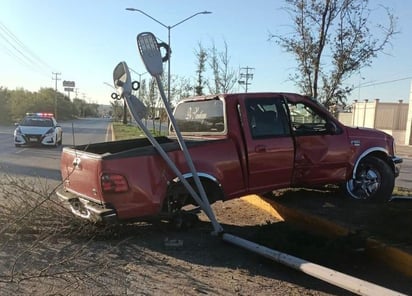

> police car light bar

[{"left": 26, "top": 112, "right": 54, "bottom": 117}]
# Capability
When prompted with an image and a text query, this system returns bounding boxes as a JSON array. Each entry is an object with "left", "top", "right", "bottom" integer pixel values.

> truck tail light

[{"left": 101, "top": 174, "right": 129, "bottom": 193}]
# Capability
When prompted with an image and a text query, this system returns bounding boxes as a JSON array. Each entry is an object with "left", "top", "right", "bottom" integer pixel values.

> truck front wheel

[{"left": 343, "top": 156, "right": 395, "bottom": 202}]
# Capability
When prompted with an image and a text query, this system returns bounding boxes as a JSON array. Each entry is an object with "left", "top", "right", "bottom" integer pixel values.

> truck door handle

[{"left": 255, "top": 145, "right": 266, "bottom": 152}]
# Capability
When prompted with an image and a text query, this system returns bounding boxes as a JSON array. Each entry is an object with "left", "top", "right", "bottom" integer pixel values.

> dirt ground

[{"left": 1, "top": 191, "right": 411, "bottom": 296}]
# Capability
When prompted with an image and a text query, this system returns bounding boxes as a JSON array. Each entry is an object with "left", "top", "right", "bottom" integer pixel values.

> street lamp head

[{"left": 125, "top": 8, "right": 212, "bottom": 103}]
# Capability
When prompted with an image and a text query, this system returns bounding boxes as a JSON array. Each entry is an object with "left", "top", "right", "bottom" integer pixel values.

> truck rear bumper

[{"left": 56, "top": 189, "right": 118, "bottom": 223}]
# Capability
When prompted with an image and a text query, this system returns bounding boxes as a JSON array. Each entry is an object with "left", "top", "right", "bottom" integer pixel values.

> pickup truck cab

[{"left": 57, "top": 92, "right": 402, "bottom": 223}]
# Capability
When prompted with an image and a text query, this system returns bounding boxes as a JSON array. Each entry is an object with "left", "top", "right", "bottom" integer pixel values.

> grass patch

[{"left": 112, "top": 121, "right": 165, "bottom": 140}]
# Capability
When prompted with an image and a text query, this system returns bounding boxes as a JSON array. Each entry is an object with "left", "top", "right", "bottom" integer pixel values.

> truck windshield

[{"left": 172, "top": 98, "right": 225, "bottom": 134}]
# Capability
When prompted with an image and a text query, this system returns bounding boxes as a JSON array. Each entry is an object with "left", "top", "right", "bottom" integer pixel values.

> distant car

[{"left": 14, "top": 113, "right": 63, "bottom": 147}]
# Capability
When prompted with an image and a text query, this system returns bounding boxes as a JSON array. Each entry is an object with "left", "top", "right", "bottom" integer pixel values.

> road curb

[{"left": 241, "top": 195, "right": 412, "bottom": 278}]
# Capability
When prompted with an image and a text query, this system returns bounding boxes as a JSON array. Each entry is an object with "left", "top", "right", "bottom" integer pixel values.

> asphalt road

[{"left": 0, "top": 118, "right": 111, "bottom": 187}]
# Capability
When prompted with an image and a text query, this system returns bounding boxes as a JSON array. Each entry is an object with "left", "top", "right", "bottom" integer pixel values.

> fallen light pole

[
  {"left": 222, "top": 233, "right": 404, "bottom": 296},
  {"left": 111, "top": 32, "right": 405, "bottom": 296}
]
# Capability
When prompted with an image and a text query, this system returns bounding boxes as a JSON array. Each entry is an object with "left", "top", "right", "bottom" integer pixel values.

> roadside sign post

[{"left": 63, "top": 80, "right": 75, "bottom": 100}]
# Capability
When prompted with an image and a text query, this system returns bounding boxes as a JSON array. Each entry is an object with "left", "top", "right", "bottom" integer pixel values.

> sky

[{"left": 0, "top": 0, "right": 411, "bottom": 106}]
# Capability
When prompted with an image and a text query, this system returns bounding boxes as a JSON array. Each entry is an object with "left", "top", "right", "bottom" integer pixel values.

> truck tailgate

[{"left": 60, "top": 147, "right": 103, "bottom": 203}]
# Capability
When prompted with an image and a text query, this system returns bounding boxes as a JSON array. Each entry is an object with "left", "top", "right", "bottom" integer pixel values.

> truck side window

[
  {"left": 173, "top": 99, "right": 225, "bottom": 134},
  {"left": 246, "top": 99, "right": 290, "bottom": 138},
  {"left": 288, "top": 102, "right": 328, "bottom": 135}
]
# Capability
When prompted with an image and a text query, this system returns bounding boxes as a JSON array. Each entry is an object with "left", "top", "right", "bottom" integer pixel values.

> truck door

[
  {"left": 287, "top": 100, "right": 350, "bottom": 186},
  {"left": 241, "top": 97, "right": 295, "bottom": 192}
]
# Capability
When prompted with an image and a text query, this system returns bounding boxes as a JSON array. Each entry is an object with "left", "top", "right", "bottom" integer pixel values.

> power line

[
  {"left": 0, "top": 21, "right": 54, "bottom": 77},
  {"left": 356, "top": 76, "right": 412, "bottom": 89},
  {"left": 0, "top": 22, "right": 52, "bottom": 71}
]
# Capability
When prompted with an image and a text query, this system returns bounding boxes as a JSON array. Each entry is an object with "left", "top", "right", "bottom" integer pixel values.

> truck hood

[
  {"left": 346, "top": 126, "right": 391, "bottom": 140},
  {"left": 345, "top": 126, "right": 394, "bottom": 155}
]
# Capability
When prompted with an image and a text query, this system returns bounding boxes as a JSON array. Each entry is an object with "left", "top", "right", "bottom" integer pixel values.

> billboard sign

[{"left": 63, "top": 80, "right": 75, "bottom": 87}]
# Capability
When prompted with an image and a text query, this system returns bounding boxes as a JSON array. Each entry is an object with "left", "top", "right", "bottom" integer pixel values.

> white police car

[{"left": 14, "top": 113, "right": 63, "bottom": 147}]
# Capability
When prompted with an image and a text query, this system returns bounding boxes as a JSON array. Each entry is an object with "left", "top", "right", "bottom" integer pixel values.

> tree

[
  {"left": 110, "top": 100, "right": 123, "bottom": 121},
  {"left": 9, "top": 88, "right": 35, "bottom": 120},
  {"left": 269, "top": 0, "right": 397, "bottom": 107},
  {"left": 194, "top": 43, "right": 208, "bottom": 96},
  {"left": 73, "top": 98, "right": 87, "bottom": 117},
  {"left": 0, "top": 87, "right": 11, "bottom": 123},
  {"left": 148, "top": 77, "right": 158, "bottom": 120},
  {"left": 173, "top": 76, "right": 194, "bottom": 103},
  {"left": 207, "top": 40, "right": 238, "bottom": 94}
]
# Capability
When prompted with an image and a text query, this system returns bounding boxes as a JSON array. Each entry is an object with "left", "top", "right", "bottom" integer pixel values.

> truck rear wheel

[
  {"left": 170, "top": 211, "right": 199, "bottom": 230},
  {"left": 343, "top": 156, "right": 394, "bottom": 202}
]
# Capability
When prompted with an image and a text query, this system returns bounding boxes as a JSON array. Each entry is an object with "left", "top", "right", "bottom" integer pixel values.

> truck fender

[
  {"left": 351, "top": 147, "right": 391, "bottom": 179},
  {"left": 169, "top": 173, "right": 224, "bottom": 204},
  {"left": 172, "top": 172, "right": 220, "bottom": 185}
]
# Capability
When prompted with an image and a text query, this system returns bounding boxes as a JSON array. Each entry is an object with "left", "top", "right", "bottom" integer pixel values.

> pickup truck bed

[{"left": 58, "top": 134, "right": 246, "bottom": 222}]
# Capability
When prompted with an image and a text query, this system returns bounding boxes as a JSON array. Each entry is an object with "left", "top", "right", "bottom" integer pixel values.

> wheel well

[
  {"left": 352, "top": 150, "right": 395, "bottom": 178},
  {"left": 362, "top": 151, "right": 395, "bottom": 174},
  {"left": 162, "top": 176, "right": 224, "bottom": 214}
]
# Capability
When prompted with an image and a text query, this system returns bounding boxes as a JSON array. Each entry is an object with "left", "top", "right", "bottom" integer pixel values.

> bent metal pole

[
  {"left": 136, "top": 32, "right": 222, "bottom": 233},
  {"left": 113, "top": 60, "right": 223, "bottom": 234}
]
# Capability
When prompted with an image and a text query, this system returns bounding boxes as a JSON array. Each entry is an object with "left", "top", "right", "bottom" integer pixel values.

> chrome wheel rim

[{"left": 347, "top": 165, "right": 381, "bottom": 200}]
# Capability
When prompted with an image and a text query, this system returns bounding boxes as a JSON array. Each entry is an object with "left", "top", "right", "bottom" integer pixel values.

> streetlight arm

[
  {"left": 126, "top": 8, "right": 212, "bottom": 104},
  {"left": 170, "top": 11, "right": 212, "bottom": 29},
  {"left": 129, "top": 67, "right": 148, "bottom": 77},
  {"left": 125, "top": 8, "right": 168, "bottom": 29},
  {"left": 103, "top": 82, "right": 115, "bottom": 89}
]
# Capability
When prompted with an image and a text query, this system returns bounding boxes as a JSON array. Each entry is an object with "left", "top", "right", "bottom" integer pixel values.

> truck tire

[
  {"left": 343, "top": 155, "right": 394, "bottom": 202},
  {"left": 171, "top": 211, "right": 199, "bottom": 230}
]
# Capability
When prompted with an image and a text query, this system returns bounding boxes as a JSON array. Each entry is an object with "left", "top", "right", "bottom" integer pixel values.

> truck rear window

[{"left": 172, "top": 99, "right": 225, "bottom": 134}]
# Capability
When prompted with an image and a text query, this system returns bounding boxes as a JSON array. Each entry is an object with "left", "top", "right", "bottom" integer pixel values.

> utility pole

[
  {"left": 52, "top": 72, "right": 61, "bottom": 119},
  {"left": 238, "top": 66, "right": 255, "bottom": 93}
]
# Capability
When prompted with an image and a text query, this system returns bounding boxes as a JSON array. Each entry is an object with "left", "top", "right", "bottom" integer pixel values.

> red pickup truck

[{"left": 57, "top": 92, "right": 402, "bottom": 223}]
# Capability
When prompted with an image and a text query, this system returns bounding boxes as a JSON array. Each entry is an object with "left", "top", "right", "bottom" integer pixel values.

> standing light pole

[
  {"left": 103, "top": 82, "right": 126, "bottom": 123},
  {"left": 52, "top": 72, "right": 61, "bottom": 119},
  {"left": 129, "top": 67, "right": 148, "bottom": 97},
  {"left": 125, "top": 8, "right": 212, "bottom": 105}
]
